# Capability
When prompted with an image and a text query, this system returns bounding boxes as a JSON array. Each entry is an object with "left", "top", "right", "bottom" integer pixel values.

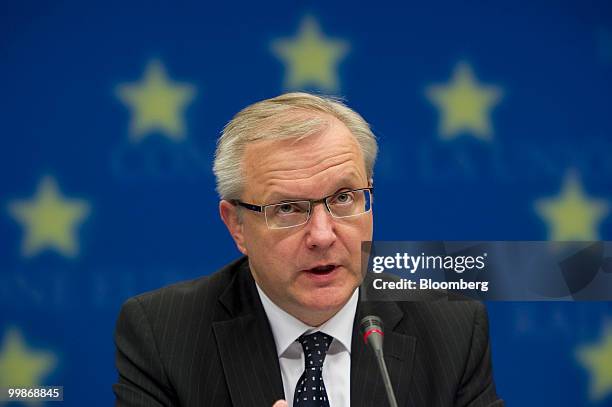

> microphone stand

[{"left": 360, "top": 315, "right": 399, "bottom": 407}]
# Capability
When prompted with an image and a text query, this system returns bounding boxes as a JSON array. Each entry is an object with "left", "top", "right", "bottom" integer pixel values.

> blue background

[{"left": 1, "top": 1, "right": 612, "bottom": 405}]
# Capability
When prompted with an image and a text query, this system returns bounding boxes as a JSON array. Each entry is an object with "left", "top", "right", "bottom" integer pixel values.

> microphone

[{"left": 359, "top": 315, "right": 399, "bottom": 407}]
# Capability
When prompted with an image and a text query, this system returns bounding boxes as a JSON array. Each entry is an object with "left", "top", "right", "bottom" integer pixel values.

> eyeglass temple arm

[{"left": 231, "top": 200, "right": 263, "bottom": 213}]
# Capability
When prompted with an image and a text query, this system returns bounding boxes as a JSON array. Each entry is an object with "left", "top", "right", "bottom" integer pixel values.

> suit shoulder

[
  {"left": 397, "top": 295, "right": 486, "bottom": 335},
  {"left": 124, "top": 257, "right": 247, "bottom": 312}
]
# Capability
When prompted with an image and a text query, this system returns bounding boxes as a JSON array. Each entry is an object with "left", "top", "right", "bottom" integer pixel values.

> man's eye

[
  {"left": 278, "top": 204, "right": 295, "bottom": 213},
  {"left": 276, "top": 203, "right": 303, "bottom": 215},
  {"left": 333, "top": 192, "right": 354, "bottom": 204}
]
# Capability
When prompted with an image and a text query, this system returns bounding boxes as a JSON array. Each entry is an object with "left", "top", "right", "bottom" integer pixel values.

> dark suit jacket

[{"left": 113, "top": 257, "right": 504, "bottom": 406}]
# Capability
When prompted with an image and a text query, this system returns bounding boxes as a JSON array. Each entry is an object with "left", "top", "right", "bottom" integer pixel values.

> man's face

[{"left": 222, "top": 115, "right": 373, "bottom": 324}]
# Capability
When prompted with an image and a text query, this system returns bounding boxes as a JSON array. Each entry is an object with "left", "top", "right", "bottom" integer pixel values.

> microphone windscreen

[{"left": 359, "top": 315, "right": 384, "bottom": 349}]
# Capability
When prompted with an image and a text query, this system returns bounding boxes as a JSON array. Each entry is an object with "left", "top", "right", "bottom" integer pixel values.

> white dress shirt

[{"left": 256, "top": 284, "right": 358, "bottom": 407}]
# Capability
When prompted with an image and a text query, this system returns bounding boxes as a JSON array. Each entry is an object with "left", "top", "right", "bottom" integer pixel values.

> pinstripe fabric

[{"left": 113, "top": 257, "right": 504, "bottom": 406}]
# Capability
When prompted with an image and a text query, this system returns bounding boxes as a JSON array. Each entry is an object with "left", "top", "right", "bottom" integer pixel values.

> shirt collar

[{"left": 256, "top": 283, "right": 358, "bottom": 357}]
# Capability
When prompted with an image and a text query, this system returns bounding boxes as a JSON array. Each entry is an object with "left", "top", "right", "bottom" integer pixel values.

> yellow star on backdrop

[
  {"left": 8, "top": 176, "right": 90, "bottom": 258},
  {"left": 271, "top": 16, "right": 349, "bottom": 92},
  {"left": 0, "top": 328, "right": 57, "bottom": 403},
  {"left": 426, "top": 62, "right": 503, "bottom": 140},
  {"left": 577, "top": 324, "right": 612, "bottom": 401},
  {"left": 116, "top": 60, "right": 196, "bottom": 142},
  {"left": 535, "top": 171, "right": 609, "bottom": 241}
]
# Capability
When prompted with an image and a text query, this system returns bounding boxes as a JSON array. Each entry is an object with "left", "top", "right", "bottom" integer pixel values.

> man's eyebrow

[
  {"left": 264, "top": 177, "right": 365, "bottom": 203},
  {"left": 264, "top": 193, "right": 309, "bottom": 203}
]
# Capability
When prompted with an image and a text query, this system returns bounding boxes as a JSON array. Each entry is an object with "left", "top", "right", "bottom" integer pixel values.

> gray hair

[{"left": 213, "top": 92, "right": 378, "bottom": 199}]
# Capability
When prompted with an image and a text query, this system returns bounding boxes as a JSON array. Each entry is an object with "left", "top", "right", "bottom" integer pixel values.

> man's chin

[{"left": 299, "top": 288, "right": 353, "bottom": 315}]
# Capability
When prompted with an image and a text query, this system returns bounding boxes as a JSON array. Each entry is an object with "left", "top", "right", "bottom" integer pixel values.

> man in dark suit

[{"left": 113, "top": 93, "right": 504, "bottom": 407}]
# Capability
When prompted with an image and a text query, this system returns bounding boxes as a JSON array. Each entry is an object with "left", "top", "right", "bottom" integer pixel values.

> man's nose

[{"left": 305, "top": 203, "right": 336, "bottom": 250}]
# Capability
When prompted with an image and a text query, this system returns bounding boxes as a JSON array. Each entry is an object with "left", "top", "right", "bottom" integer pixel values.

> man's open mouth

[{"left": 305, "top": 265, "right": 337, "bottom": 274}]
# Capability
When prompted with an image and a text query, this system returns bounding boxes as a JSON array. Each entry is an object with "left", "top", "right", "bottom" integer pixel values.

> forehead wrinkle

[
  {"left": 244, "top": 140, "right": 363, "bottom": 184},
  {"left": 261, "top": 151, "right": 358, "bottom": 180}
]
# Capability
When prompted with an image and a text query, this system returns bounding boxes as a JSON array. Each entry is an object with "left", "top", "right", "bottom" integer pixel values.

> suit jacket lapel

[
  {"left": 213, "top": 261, "right": 285, "bottom": 407},
  {"left": 351, "top": 299, "right": 417, "bottom": 407}
]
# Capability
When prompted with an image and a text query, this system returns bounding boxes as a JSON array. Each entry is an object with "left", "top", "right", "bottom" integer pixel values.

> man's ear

[{"left": 219, "top": 200, "right": 248, "bottom": 255}]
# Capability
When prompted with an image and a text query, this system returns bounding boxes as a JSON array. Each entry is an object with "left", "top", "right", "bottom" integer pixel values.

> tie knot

[{"left": 297, "top": 332, "right": 333, "bottom": 368}]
